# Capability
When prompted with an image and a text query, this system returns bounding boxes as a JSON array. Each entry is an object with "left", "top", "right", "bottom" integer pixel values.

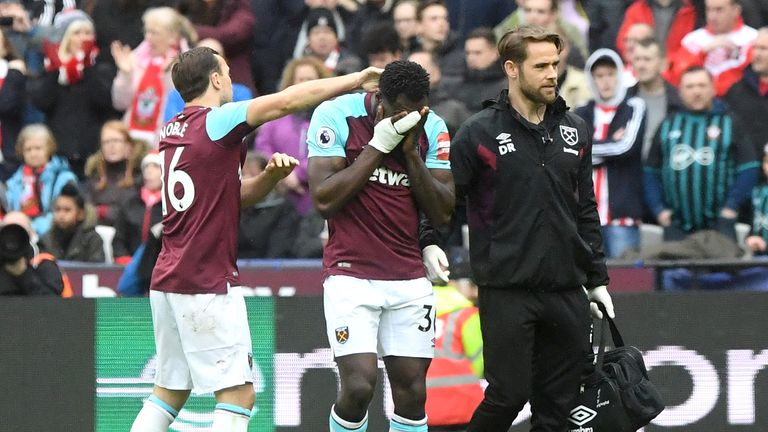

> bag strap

[
  {"left": 596, "top": 302, "right": 625, "bottom": 348},
  {"left": 593, "top": 302, "right": 626, "bottom": 371}
]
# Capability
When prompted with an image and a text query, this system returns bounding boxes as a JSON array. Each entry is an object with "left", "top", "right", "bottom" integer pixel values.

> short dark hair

[
  {"left": 498, "top": 24, "right": 561, "bottom": 65},
  {"left": 362, "top": 21, "right": 401, "bottom": 56},
  {"left": 416, "top": 0, "right": 447, "bottom": 21},
  {"left": 681, "top": 65, "right": 712, "bottom": 81},
  {"left": 379, "top": 60, "right": 430, "bottom": 103},
  {"left": 58, "top": 183, "right": 85, "bottom": 210},
  {"left": 171, "top": 47, "right": 222, "bottom": 102},
  {"left": 636, "top": 37, "right": 662, "bottom": 52},
  {"left": 466, "top": 27, "right": 496, "bottom": 47}
]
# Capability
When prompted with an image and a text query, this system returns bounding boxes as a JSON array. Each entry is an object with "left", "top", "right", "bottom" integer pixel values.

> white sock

[
  {"left": 130, "top": 395, "right": 177, "bottom": 432},
  {"left": 212, "top": 403, "right": 252, "bottom": 432},
  {"left": 330, "top": 405, "right": 368, "bottom": 431},
  {"left": 389, "top": 413, "right": 427, "bottom": 432}
]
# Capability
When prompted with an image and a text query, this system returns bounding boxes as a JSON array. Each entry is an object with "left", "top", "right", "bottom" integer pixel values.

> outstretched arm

[{"left": 246, "top": 67, "right": 382, "bottom": 127}]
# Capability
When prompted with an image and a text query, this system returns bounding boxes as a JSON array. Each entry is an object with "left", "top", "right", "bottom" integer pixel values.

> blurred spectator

[
  {"left": 5, "top": 124, "right": 77, "bottom": 237},
  {"left": 443, "top": 0, "right": 516, "bottom": 40},
  {"left": 616, "top": 0, "right": 696, "bottom": 64},
  {"left": 110, "top": 6, "right": 197, "bottom": 147},
  {"left": 425, "top": 246, "right": 483, "bottom": 431},
  {"left": 0, "top": 222, "right": 63, "bottom": 295},
  {"left": 28, "top": 9, "right": 118, "bottom": 179},
  {"left": 494, "top": 0, "right": 588, "bottom": 68},
  {"left": 671, "top": 0, "right": 757, "bottom": 95},
  {"left": 40, "top": 182, "right": 105, "bottom": 262},
  {"left": 725, "top": 27, "right": 768, "bottom": 155},
  {"left": 585, "top": 0, "right": 634, "bottom": 52},
  {"left": 456, "top": 27, "right": 505, "bottom": 113},
  {"left": 177, "top": 0, "right": 256, "bottom": 94},
  {"left": 112, "top": 150, "right": 162, "bottom": 261},
  {"left": 628, "top": 38, "right": 684, "bottom": 161},
  {"left": 238, "top": 152, "right": 300, "bottom": 258},
  {"left": 3, "top": 210, "right": 37, "bottom": 252},
  {"left": 555, "top": 26, "right": 591, "bottom": 110},
  {"left": 163, "top": 37, "right": 253, "bottom": 121},
  {"left": 745, "top": 147, "right": 768, "bottom": 255},
  {"left": 409, "top": 50, "right": 470, "bottom": 136},
  {"left": 255, "top": 56, "right": 329, "bottom": 218},
  {"left": 392, "top": 0, "right": 419, "bottom": 55},
  {"left": 360, "top": 20, "right": 401, "bottom": 68},
  {"left": 414, "top": 0, "right": 465, "bottom": 79},
  {"left": 576, "top": 49, "right": 646, "bottom": 258},
  {"left": 83, "top": 120, "right": 143, "bottom": 227},
  {"left": 293, "top": 7, "right": 362, "bottom": 75},
  {"left": 0, "top": 28, "right": 26, "bottom": 180},
  {"left": 344, "top": 0, "right": 392, "bottom": 60},
  {"left": 88, "top": 0, "right": 177, "bottom": 55},
  {"left": 0, "top": 1, "right": 33, "bottom": 66},
  {"left": 644, "top": 67, "right": 759, "bottom": 241},
  {"left": 618, "top": 22, "right": 654, "bottom": 85}
]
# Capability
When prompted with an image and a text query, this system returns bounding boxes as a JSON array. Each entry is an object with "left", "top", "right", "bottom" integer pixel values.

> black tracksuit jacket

[{"left": 450, "top": 90, "right": 609, "bottom": 290}]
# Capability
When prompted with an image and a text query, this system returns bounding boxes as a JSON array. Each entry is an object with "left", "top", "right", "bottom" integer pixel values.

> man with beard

[{"left": 448, "top": 24, "right": 615, "bottom": 431}]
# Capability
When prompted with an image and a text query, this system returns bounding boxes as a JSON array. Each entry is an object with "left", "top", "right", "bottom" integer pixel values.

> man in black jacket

[
  {"left": 449, "top": 24, "right": 615, "bottom": 432},
  {"left": 0, "top": 222, "right": 63, "bottom": 296},
  {"left": 725, "top": 27, "right": 768, "bottom": 156}
]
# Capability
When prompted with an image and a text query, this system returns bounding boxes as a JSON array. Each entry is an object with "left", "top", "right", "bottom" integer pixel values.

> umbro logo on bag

[{"left": 569, "top": 405, "right": 596, "bottom": 429}]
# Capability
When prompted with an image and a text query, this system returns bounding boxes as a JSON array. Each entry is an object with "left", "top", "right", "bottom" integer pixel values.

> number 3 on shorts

[{"left": 418, "top": 304, "right": 433, "bottom": 332}]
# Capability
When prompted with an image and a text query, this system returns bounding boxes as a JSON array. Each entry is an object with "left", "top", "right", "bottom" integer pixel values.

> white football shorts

[
  {"left": 323, "top": 275, "right": 435, "bottom": 358},
  {"left": 149, "top": 288, "right": 254, "bottom": 394}
]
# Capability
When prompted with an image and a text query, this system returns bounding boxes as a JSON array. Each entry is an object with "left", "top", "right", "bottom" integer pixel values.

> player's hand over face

[
  {"left": 400, "top": 106, "right": 429, "bottom": 154},
  {"left": 265, "top": 153, "right": 300, "bottom": 181},
  {"left": 368, "top": 108, "right": 422, "bottom": 154},
  {"left": 357, "top": 66, "right": 383, "bottom": 92}
]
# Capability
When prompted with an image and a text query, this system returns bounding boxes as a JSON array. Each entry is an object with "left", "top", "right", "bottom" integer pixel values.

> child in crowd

[
  {"left": 5, "top": 124, "right": 78, "bottom": 237},
  {"left": 40, "top": 183, "right": 104, "bottom": 262}
]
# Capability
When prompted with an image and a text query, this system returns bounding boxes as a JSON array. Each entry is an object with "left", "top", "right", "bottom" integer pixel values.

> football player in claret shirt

[
  {"left": 307, "top": 60, "right": 454, "bottom": 432},
  {"left": 129, "top": 46, "right": 381, "bottom": 432}
]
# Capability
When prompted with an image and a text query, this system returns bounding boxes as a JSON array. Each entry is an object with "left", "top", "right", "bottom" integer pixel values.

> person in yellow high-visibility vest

[{"left": 426, "top": 247, "right": 483, "bottom": 431}]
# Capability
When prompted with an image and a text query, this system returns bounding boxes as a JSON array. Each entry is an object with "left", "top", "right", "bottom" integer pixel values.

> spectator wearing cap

[
  {"left": 112, "top": 149, "right": 163, "bottom": 261},
  {"left": 293, "top": 7, "right": 361, "bottom": 75},
  {"left": 83, "top": 120, "right": 144, "bottom": 227},
  {"left": 176, "top": 0, "right": 257, "bottom": 94},
  {"left": 27, "top": 8, "right": 118, "bottom": 179},
  {"left": 0, "top": 221, "right": 63, "bottom": 295},
  {"left": 0, "top": 27, "right": 26, "bottom": 180}
]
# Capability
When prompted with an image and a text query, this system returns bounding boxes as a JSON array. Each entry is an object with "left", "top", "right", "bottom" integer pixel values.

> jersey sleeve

[
  {"left": 450, "top": 121, "right": 480, "bottom": 188},
  {"left": 424, "top": 111, "right": 451, "bottom": 170},
  {"left": 205, "top": 100, "right": 252, "bottom": 145},
  {"left": 307, "top": 100, "right": 348, "bottom": 158}
]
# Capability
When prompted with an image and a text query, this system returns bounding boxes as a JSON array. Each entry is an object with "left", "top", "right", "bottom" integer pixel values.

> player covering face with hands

[
  {"left": 307, "top": 60, "right": 454, "bottom": 432},
  {"left": 129, "top": 46, "right": 382, "bottom": 432}
]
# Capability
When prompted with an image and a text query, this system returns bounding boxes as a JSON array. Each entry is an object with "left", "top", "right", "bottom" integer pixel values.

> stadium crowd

[{"left": 0, "top": 0, "right": 768, "bottom": 293}]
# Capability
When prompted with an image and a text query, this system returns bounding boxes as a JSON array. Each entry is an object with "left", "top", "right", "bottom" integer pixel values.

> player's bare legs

[
  {"left": 384, "top": 356, "right": 431, "bottom": 431},
  {"left": 330, "top": 353, "right": 378, "bottom": 431},
  {"left": 212, "top": 383, "right": 255, "bottom": 432},
  {"left": 130, "top": 386, "right": 190, "bottom": 432}
]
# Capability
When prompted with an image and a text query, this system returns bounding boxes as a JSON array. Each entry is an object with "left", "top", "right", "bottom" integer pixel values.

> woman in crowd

[
  {"left": 83, "top": 120, "right": 144, "bottom": 227},
  {"left": 5, "top": 124, "right": 78, "bottom": 237},
  {"left": 110, "top": 6, "right": 196, "bottom": 147},
  {"left": 28, "top": 9, "right": 117, "bottom": 179}
]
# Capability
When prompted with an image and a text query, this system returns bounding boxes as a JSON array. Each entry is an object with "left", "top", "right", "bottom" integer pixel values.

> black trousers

[{"left": 467, "top": 287, "right": 591, "bottom": 432}]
